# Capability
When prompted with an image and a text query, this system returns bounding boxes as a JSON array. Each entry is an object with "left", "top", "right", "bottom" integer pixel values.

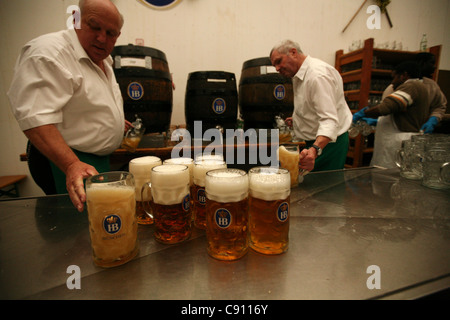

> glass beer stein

[
  {"left": 248, "top": 167, "right": 290, "bottom": 255},
  {"left": 129, "top": 156, "right": 162, "bottom": 225},
  {"left": 422, "top": 141, "right": 450, "bottom": 189},
  {"left": 121, "top": 115, "right": 145, "bottom": 153},
  {"left": 86, "top": 172, "right": 139, "bottom": 268},
  {"left": 142, "top": 164, "right": 192, "bottom": 244},
  {"left": 192, "top": 159, "right": 227, "bottom": 229},
  {"left": 205, "top": 168, "right": 249, "bottom": 261},
  {"left": 395, "top": 139, "right": 422, "bottom": 180}
]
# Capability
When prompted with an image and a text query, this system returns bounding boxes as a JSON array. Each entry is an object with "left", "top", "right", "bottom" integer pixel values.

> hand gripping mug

[
  {"left": 129, "top": 156, "right": 162, "bottom": 225},
  {"left": 205, "top": 168, "right": 249, "bottom": 261},
  {"left": 248, "top": 167, "right": 290, "bottom": 255},
  {"left": 142, "top": 164, "right": 192, "bottom": 244},
  {"left": 86, "top": 172, "right": 139, "bottom": 268}
]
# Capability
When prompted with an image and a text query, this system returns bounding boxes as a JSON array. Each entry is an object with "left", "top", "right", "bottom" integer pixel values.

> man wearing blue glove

[{"left": 354, "top": 61, "right": 430, "bottom": 168}]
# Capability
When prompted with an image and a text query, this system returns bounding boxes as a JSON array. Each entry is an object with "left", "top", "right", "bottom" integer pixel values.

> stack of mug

[{"left": 396, "top": 134, "right": 450, "bottom": 190}]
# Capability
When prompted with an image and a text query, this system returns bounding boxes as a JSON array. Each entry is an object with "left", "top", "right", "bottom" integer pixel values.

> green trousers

[
  {"left": 305, "top": 132, "right": 349, "bottom": 172},
  {"left": 50, "top": 150, "right": 110, "bottom": 194}
]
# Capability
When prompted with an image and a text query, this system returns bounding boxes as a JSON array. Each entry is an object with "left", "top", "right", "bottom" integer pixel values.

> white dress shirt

[
  {"left": 292, "top": 56, "right": 352, "bottom": 142},
  {"left": 8, "top": 29, "right": 124, "bottom": 156}
]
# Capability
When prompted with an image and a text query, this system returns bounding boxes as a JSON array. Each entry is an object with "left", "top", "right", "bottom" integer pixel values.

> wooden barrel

[
  {"left": 185, "top": 71, "right": 238, "bottom": 136},
  {"left": 239, "top": 57, "right": 293, "bottom": 129},
  {"left": 111, "top": 44, "right": 173, "bottom": 133}
]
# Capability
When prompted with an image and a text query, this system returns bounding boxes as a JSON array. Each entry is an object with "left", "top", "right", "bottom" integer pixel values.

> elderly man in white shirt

[
  {"left": 8, "top": 0, "right": 129, "bottom": 212},
  {"left": 270, "top": 40, "right": 352, "bottom": 172}
]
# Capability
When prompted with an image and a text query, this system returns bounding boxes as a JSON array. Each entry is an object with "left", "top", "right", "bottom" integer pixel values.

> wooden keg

[
  {"left": 239, "top": 57, "right": 293, "bottom": 129},
  {"left": 111, "top": 44, "right": 173, "bottom": 133},
  {"left": 185, "top": 71, "right": 238, "bottom": 136}
]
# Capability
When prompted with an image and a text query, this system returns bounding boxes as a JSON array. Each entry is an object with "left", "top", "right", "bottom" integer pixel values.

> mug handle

[
  {"left": 141, "top": 181, "right": 154, "bottom": 219},
  {"left": 440, "top": 162, "right": 450, "bottom": 185}
]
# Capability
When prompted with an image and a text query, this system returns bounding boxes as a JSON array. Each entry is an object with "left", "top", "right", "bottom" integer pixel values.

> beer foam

[
  {"left": 129, "top": 156, "right": 162, "bottom": 175},
  {"left": 164, "top": 158, "right": 194, "bottom": 185},
  {"left": 193, "top": 159, "right": 227, "bottom": 186},
  {"left": 150, "top": 164, "right": 190, "bottom": 205},
  {"left": 129, "top": 156, "right": 162, "bottom": 200},
  {"left": 205, "top": 169, "right": 248, "bottom": 203},
  {"left": 249, "top": 168, "right": 290, "bottom": 201}
]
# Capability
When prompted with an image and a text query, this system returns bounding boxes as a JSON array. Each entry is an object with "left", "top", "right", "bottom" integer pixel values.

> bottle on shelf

[{"left": 420, "top": 34, "right": 427, "bottom": 52}]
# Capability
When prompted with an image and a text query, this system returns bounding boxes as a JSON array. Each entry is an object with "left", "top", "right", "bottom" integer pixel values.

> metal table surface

[{"left": 0, "top": 167, "right": 449, "bottom": 300}]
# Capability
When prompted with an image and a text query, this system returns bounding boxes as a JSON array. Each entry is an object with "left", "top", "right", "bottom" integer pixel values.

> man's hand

[
  {"left": 65, "top": 161, "right": 98, "bottom": 212},
  {"left": 420, "top": 116, "right": 439, "bottom": 134},
  {"left": 352, "top": 107, "right": 368, "bottom": 123},
  {"left": 299, "top": 148, "right": 316, "bottom": 172}
]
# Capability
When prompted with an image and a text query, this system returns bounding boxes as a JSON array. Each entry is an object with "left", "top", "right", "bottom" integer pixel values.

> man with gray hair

[
  {"left": 8, "top": 0, "right": 128, "bottom": 212},
  {"left": 270, "top": 40, "right": 352, "bottom": 172}
]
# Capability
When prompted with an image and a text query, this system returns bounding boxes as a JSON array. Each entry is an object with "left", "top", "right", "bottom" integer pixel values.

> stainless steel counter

[{"left": 0, "top": 167, "right": 449, "bottom": 300}]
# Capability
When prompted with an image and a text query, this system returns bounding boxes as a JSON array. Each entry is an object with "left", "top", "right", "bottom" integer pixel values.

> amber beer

[
  {"left": 129, "top": 156, "right": 162, "bottom": 225},
  {"left": 146, "top": 164, "right": 191, "bottom": 244},
  {"left": 192, "top": 158, "right": 227, "bottom": 229},
  {"left": 248, "top": 167, "right": 290, "bottom": 255},
  {"left": 86, "top": 172, "right": 139, "bottom": 267},
  {"left": 205, "top": 169, "right": 249, "bottom": 261}
]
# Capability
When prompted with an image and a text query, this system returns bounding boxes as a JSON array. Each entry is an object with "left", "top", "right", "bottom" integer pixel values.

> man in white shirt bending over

[
  {"left": 8, "top": 0, "right": 130, "bottom": 212},
  {"left": 270, "top": 40, "right": 352, "bottom": 172}
]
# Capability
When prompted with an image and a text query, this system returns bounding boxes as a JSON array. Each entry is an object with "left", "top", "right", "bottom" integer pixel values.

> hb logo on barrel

[
  {"left": 277, "top": 202, "right": 289, "bottom": 222},
  {"left": 212, "top": 98, "right": 226, "bottom": 115},
  {"left": 274, "top": 85, "right": 286, "bottom": 101},
  {"left": 215, "top": 208, "right": 232, "bottom": 229},
  {"left": 103, "top": 214, "right": 122, "bottom": 235},
  {"left": 127, "top": 82, "right": 144, "bottom": 100}
]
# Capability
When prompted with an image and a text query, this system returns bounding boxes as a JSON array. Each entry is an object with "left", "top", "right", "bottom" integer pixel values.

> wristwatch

[{"left": 311, "top": 144, "right": 322, "bottom": 157}]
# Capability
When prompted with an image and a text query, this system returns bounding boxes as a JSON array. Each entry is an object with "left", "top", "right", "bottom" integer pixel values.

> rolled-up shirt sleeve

[{"left": 8, "top": 54, "right": 77, "bottom": 131}]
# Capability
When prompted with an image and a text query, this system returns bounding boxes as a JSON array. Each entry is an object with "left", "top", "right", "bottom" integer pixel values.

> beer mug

[
  {"left": 277, "top": 144, "right": 300, "bottom": 187},
  {"left": 142, "top": 164, "right": 191, "bottom": 244},
  {"left": 422, "top": 141, "right": 450, "bottom": 189},
  {"left": 121, "top": 116, "right": 145, "bottom": 152},
  {"left": 395, "top": 140, "right": 422, "bottom": 180},
  {"left": 86, "top": 172, "right": 139, "bottom": 268},
  {"left": 192, "top": 159, "right": 227, "bottom": 229},
  {"left": 248, "top": 167, "right": 290, "bottom": 255},
  {"left": 129, "top": 156, "right": 162, "bottom": 225},
  {"left": 205, "top": 168, "right": 249, "bottom": 261}
]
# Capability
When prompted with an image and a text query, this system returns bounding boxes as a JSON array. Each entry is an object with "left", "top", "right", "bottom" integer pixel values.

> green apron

[
  {"left": 50, "top": 149, "right": 110, "bottom": 194},
  {"left": 305, "top": 132, "right": 349, "bottom": 172}
]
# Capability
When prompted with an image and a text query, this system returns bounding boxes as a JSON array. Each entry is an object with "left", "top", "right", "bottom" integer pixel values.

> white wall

[{"left": 1, "top": 0, "right": 449, "bottom": 196}]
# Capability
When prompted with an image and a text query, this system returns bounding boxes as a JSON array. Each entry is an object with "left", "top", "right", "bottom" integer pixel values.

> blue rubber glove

[
  {"left": 362, "top": 117, "right": 378, "bottom": 126},
  {"left": 420, "top": 116, "right": 439, "bottom": 134},
  {"left": 353, "top": 107, "right": 368, "bottom": 123}
]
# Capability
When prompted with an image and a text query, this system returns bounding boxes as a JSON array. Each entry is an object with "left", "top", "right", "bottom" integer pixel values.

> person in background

[
  {"left": 8, "top": 0, "right": 130, "bottom": 212},
  {"left": 270, "top": 40, "right": 352, "bottom": 172},
  {"left": 376, "top": 52, "right": 446, "bottom": 133},
  {"left": 353, "top": 61, "right": 430, "bottom": 168}
]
